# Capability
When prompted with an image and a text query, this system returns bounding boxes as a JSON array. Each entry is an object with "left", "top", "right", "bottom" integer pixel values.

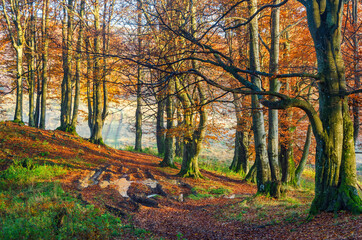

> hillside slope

[{"left": 0, "top": 121, "right": 361, "bottom": 239}]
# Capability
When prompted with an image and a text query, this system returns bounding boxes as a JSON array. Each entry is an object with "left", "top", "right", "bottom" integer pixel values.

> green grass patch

[
  {"left": 0, "top": 182, "right": 130, "bottom": 239},
  {"left": 0, "top": 158, "right": 67, "bottom": 187},
  {"left": 122, "top": 146, "right": 161, "bottom": 157},
  {"left": 187, "top": 186, "right": 232, "bottom": 200}
]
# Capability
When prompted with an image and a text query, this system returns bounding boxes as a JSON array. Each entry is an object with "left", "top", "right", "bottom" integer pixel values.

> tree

[
  {"left": 295, "top": 0, "right": 361, "bottom": 213},
  {"left": 1, "top": 0, "right": 29, "bottom": 123},
  {"left": 135, "top": 0, "right": 143, "bottom": 151},
  {"left": 156, "top": 0, "right": 361, "bottom": 212},
  {"left": 40, "top": 0, "right": 50, "bottom": 129}
]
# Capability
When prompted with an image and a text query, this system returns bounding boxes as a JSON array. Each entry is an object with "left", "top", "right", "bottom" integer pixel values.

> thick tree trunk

[{"left": 304, "top": 0, "right": 361, "bottom": 213}]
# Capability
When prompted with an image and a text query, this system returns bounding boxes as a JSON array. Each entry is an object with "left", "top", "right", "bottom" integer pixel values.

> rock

[
  {"left": 99, "top": 180, "right": 110, "bottom": 189},
  {"left": 147, "top": 194, "right": 158, "bottom": 198},
  {"left": 145, "top": 170, "right": 155, "bottom": 179},
  {"left": 105, "top": 204, "right": 126, "bottom": 217},
  {"left": 141, "top": 178, "right": 158, "bottom": 189},
  {"left": 224, "top": 194, "right": 235, "bottom": 199},
  {"left": 179, "top": 181, "right": 193, "bottom": 190},
  {"left": 113, "top": 178, "right": 132, "bottom": 197},
  {"left": 178, "top": 194, "right": 184, "bottom": 202},
  {"left": 130, "top": 194, "right": 159, "bottom": 208},
  {"left": 155, "top": 183, "right": 167, "bottom": 197}
]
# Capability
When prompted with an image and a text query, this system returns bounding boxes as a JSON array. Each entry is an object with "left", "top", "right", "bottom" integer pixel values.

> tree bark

[
  {"left": 229, "top": 93, "right": 249, "bottom": 175},
  {"left": 302, "top": 0, "right": 362, "bottom": 213},
  {"left": 352, "top": 0, "right": 360, "bottom": 146},
  {"left": 248, "top": 0, "right": 272, "bottom": 193},
  {"left": 267, "top": 0, "right": 281, "bottom": 181},
  {"left": 71, "top": 0, "right": 85, "bottom": 130},
  {"left": 156, "top": 96, "right": 166, "bottom": 155},
  {"left": 160, "top": 92, "right": 175, "bottom": 167},
  {"left": 135, "top": 0, "right": 143, "bottom": 151},
  {"left": 40, "top": 0, "right": 50, "bottom": 129},
  {"left": 90, "top": 0, "right": 104, "bottom": 144},
  {"left": 294, "top": 125, "right": 312, "bottom": 186}
]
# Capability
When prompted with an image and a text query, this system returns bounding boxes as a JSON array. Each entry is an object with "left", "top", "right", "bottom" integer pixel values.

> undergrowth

[{"left": 0, "top": 158, "right": 149, "bottom": 239}]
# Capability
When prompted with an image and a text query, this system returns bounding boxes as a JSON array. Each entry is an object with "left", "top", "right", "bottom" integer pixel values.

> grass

[
  {"left": 0, "top": 158, "right": 150, "bottom": 239},
  {"left": 0, "top": 158, "right": 67, "bottom": 187},
  {"left": 187, "top": 186, "right": 232, "bottom": 200},
  {"left": 122, "top": 145, "right": 246, "bottom": 180},
  {"left": 122, "top": 146, "right": 162, "bottom": 157},
  {"left": 217, "top": 194, "right": 310, "bottom": 226}
]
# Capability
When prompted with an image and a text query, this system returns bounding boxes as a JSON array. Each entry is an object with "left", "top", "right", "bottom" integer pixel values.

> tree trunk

[
  {"left": 71, "top": 0, "right": 85, "bottom": 130},
  {"left": 135, "top": 68, "right": 143, "bottom": 151},
  {"left": 156, "top": 96, "right": 166, "bottom": 155},
  {"left": 304, "top": 0, "right": 362, "bottom": 213},
  {"left": 229, "top": 93, "right": 249, "bottom": 175},
  {"left": 280, "top": 137, "right": 295, "bottom": 183},
  {"left": 160, "top": 93, "right": 175, "bottom": 167},
  {"left": 249, "top": 0, "right": 272, "bottom": 193},
  {"left": 40, "top": 0, "right": 50, "bottom": 129},
  {"left": 267, "top": 0, "right": 281, "bottom": 181},
  {"left": 352, "top": 0, "right": 360, "bottom": 146},
  {"left": 60, "top": 1, "right": 74, "bottom": 131},
  {"left": 294, "top": 125, "right": 312, "bottom": 186},
  {"left": 135, "top": 0, "right": 143, "bottom": 151},
  {"left": 90, "top": 0, "right": 104, "bottom": 144},
  {"left": 14, "top": 47, "right": 23, "bottom": 123},
  {"left": 175, "top": 101, "right": 184, "bottom": 157}
]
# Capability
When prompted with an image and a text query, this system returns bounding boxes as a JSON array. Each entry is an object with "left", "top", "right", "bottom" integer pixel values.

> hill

[{"left": 0, "top": 121, "right": 360, "bottom": 239}]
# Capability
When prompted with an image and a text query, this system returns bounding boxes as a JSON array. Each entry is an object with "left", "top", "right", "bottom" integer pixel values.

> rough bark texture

[{"left": 302, "top": 0, "right": 362, "bottom": 213}]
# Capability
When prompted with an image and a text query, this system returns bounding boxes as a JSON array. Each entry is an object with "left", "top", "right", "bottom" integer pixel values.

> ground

[{"left": 0, "top": 121, "right": 361, "bottom": 239}]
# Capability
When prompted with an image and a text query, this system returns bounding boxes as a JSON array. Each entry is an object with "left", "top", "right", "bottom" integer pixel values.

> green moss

[
  {"left": 56, "top": 125, "right": 78, "bottom": 135},
  {"left": 12, "top": 119, "right": 24, "bottom": 125}
]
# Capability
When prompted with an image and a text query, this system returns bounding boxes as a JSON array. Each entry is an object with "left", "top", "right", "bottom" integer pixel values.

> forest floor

[{"left": 0, "top": 121, "right": 361, "bottom": 239}]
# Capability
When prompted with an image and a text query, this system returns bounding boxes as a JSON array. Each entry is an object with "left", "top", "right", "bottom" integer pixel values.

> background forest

[{"left": 0, "top": 0, "right": 361, "bottom": 238}]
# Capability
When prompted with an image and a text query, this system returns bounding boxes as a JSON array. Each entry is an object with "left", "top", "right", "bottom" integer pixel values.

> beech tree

[
  {"left": 153, "top": 0, "right": 361, "bottom": 212},
  {"left": 1, "top": 0, "right": 29, "bottom": 123}
]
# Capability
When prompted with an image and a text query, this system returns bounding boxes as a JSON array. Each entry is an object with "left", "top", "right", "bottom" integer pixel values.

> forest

[{"left": 0, "top": 0, "right": 361, "bottom": 239}]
